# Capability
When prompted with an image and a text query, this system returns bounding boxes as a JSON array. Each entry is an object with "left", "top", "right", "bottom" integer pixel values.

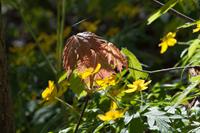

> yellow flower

[
  {"left": 78, "top": 63, "right": 101, "bottom": 79},
  {"left": 193, "top": 23, "right": 200, "bottom": 33},
  {"left": 97, "top": 102, "right": 124, "bottom": 121},
  {"left": 42, "top": 80, "right": 57, "bottom": 101},
  {"left": 96, "top": 75, "right": 117, "bottom": 90},
  {"left": 41, "top": 80, "right": 67, "bottom": 102},
  {"left": 159, "top": 32, "right": 177, "bottom": 54},
  {"left": 124, "top": 80, "right": 151, "bottom": 93}
]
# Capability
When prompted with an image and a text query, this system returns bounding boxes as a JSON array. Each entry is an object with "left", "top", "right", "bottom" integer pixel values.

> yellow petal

[
  {"left": 93, "top": 63, "right": 101, "bottom": 74},
  {"left": 167, "top": 32, "right": 176, "bottom": 38},
  {"left": 124, "top": 88, "right": 137, "bottom": 93},
  {"left": 41, "top": 80, "right": 57, "bottom": 102},
  {"left": 110, "top": 101, "right": 118, "bottom": 110},
  {"left": 193, "top": 27, "right": 200, "bottom": 33},
  {"left": 97, "top": 110, "right": 124, "bottom": 121},
  {"left": 167, "top": 38, "right": 177, "bottom": 46},
  {"left": 79, "top": 68, "right": 93, "bottom": 79},
  {"left": 127, "top": 84, "right": 136, "bottom": 88},
  {"left": 144, "top": 80, "right": 151, "bottom": 86},
  {"left": 140, "top": 86, "right": 148, "bottom": 91},
  {"left": 159, "top": 42, "right": 168, "bottom": 54},
  {"left": 97, "top": 114, "right": 111, "bottom": 121},
  {"left": 134, "top": 79, "right": 145, "bottom": 85}
]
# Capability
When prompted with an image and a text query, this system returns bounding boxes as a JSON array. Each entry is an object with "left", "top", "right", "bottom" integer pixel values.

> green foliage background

[{"left": 2, "top": 0, "right": 200, "bottom": 132}]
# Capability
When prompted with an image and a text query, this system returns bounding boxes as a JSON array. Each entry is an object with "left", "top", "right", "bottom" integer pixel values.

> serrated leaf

[
  {"left": 124, "top": 112, "right": 134, "bottom": 125},
  {"left": 147, "top": 0, "right": 179, "bottom": 25},
  {"left": 121, "top": 48, "right": 148, "bottom": 80},
  {"left": 144, "top": 107, "right": 173, "bottom": 133}
]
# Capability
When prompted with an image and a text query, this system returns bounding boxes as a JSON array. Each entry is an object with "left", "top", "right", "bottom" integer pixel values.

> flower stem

[
  {"left": 74, "top": 95, "right": 90, "bottom": 133},
  {"left": 140, "top": 91, "right": 143, "bottom": 109}
]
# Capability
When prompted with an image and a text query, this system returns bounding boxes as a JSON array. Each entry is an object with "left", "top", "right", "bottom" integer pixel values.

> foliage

[{"left": 2, "top": 0, "right": 200, "bottom": 133}]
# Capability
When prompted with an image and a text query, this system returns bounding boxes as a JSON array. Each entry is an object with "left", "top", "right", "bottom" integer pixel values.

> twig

[
  {"left": 129, "top": 65, "right": 200, "bottom": 74},
  {"left": 74, "top": 95, "right": 90, "bottom": 133},
  {"left": 152, "top": 0, "right": 195, "bottom": 22}
]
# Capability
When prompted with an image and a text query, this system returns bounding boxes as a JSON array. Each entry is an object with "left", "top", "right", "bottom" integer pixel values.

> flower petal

[
  {"left": 167, "top": 38, "right": 177, "bottom": 46},
  {"left": 159, "top": 42, "right": 168, "bottom": 54},
  {"left": 124, "top": 88, "right": 137, "bottom": 93}
]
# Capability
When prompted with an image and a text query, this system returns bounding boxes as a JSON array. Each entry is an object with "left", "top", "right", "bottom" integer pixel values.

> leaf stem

[
  {"left": 140, "top": 91, "right": 143, "bottom": 108},
  {"left": 74, "top": 95, "right": 90, "bottom": 133}
]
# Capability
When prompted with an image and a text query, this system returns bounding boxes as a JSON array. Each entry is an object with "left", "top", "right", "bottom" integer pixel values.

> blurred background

[{"left": 1, "top": 0, "right": 200, "bottom": 132}]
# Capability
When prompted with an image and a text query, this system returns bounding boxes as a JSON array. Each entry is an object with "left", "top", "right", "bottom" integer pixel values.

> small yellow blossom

[
  {"left": 78, "top": 64, "right": 101, "bottom": 79},
  {"left": 159, "top": 32, "right": 177, "bottom": 54},
  {"left": 41, "top": 80, "right": 67, "bottom": 102},
  {"left": 124, "top": 80, "right": 151, "bottom": 93},
  {"left": 42, "top": 80, "right": 57, "bottom": 101},
  {"left": 96, "top": 75, "right": 117, "bottom": 90},
  {"left": 97, "top": 102, "right": 124, "bottom": 121},
  {"left": 193, "top": 23, "right": 200, "bottom": 33}
]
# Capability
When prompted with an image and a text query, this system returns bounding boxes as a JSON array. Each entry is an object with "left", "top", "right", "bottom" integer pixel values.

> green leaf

[
  {"left": 177, "top": 20, "right": 200, "bottom": 29},
  {"left": 128, "top": 116, "right": 145, "bottom": 133},
  {"left": 171, "top": 81, "right": 200, "bottom": 108},
  {"left": 143, "top": 107, "right": 173, "bottom": 133},
  {"left": 93, "top": 122, "right": 107, "bottom": 133},
  {"left": 190, "top": 75, "right": 200, "bottom": 83},
  {"left": 121, "top": 48, "right": 148, "bottom": 80},
  {"left": 124, "top": 111, "right": 134, "bottom": 125},
  {"left": 58, "top": 127, "right": 73, "bottom": 133},
  {"left": 188, "top": 39, "right": 200, "bottom": 58},
  {"left": 69, "top": 72, "right": 85, "bottom": 95},
  {"left": 58, "top": 72, "right": 68, "bottom": 83},
  {"left": 147, "top": 0, "right": 179, "bottom": 25}
]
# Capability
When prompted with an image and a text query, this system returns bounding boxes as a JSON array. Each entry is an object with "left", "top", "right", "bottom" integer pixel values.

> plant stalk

[{"left": 74, "top": 95, "right": 90, "bottom": 133}]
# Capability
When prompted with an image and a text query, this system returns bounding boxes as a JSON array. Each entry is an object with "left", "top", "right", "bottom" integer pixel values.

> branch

[
  {"left": 129, "top": 65, "right": 200, "bottom": 74},
  {"left": 152, "top": 0, "right": 195, "bottom": 22}
]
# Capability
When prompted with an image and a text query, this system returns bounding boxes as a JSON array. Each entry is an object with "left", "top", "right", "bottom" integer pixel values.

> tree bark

[{"left": 0, "top": 1, "right": 15, "bottom": 132}]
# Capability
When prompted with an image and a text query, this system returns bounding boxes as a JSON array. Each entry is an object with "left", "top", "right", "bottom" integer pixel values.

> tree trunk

[{"left": 0, "top": 1, "right": 15, "bottom": 132}]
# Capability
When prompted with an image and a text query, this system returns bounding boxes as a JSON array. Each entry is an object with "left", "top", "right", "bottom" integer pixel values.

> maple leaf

[{"left": 63, "top": 32, "right": 127, "bottom": 80}]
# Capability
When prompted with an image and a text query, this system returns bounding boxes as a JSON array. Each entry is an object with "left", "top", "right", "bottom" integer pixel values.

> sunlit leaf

[
  {"left": 188, "top": 39, "right": 200, "bottom": 58},
  {"left": 69, "top": 72, "right": 85, "bottom": 95},
  {"left": 58, "top": 72, "right": 68, "bottom": 83},
  {"left": 121, "top": 48, "right": 148, "bottom": 80},
  {"left": 147, "top": 0, "right": 179, "bottom": 25}
]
